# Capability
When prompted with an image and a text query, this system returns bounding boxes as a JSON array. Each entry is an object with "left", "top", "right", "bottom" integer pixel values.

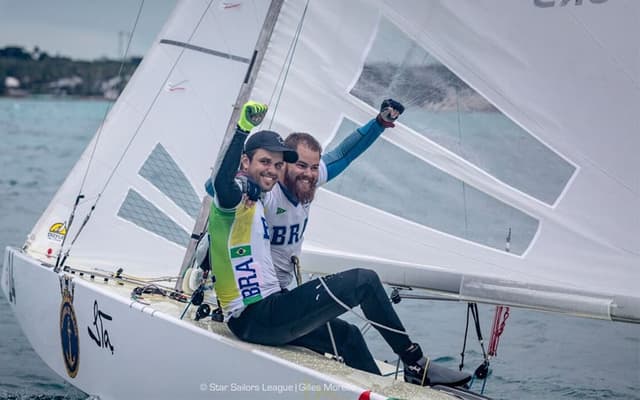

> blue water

[{"left": 0, "top": 98, "right": 638, "bottom": 399}]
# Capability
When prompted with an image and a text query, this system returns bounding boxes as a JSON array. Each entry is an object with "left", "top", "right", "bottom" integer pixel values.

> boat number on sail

[
  {"left": 6, "top": 251, "right": 16, "bottom": 304},
  {"left": 59, "top": 276, "right": 80, "bottom": 378},
  {"left": 48, "top": 222, "right": 67, "bottom": 242},
  {"left": 87, "top": 300, "right": 115, "bottom": 354},
  {"left": 534, "top": 0, "right": 608, "bottom": 7}
]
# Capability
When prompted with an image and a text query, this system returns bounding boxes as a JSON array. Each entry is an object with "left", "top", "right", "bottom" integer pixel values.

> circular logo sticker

[{"left": 59, "top": 277, "right": 79, "bottom": 378}]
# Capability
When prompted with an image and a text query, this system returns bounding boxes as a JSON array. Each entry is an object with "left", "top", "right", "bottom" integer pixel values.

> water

[
  {"left": 0, "top": 98, "right": 639, "bottom": 399},
  {"left": 0, "top": 98, "right": 108, "bottom": 400}
]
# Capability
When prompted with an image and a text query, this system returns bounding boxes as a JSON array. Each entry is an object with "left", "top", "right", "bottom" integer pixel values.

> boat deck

[{"left": 74, "top": 271, "right": 456, "bottom": 400}]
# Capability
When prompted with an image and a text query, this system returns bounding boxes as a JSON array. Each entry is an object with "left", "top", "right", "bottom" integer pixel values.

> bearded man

[
  {"left": 261, "top": 99, "right": 404, "bottom": 375},
  {"left": 264, "top": 99, "right": 404, "bottom": 289}
]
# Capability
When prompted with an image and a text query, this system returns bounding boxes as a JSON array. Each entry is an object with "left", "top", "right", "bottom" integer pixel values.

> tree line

[{"left": 0, "top": 46, "right": 141, "bottom": 97}]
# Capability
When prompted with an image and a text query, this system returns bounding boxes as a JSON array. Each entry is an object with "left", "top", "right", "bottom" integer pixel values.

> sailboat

[{"left": 2, "top": 0, "right": 638, "bottom": 399}]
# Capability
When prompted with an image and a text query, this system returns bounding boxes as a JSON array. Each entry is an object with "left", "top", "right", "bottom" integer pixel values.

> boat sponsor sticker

[
  {"left": 48, "top": 222, "right": 67, "bottom": 242},
  {"left": 59, "top": 276, "right": 80, "bottom": 378},
  {"left": 87, "top": 300, "right": 115, "bottom": 354}
]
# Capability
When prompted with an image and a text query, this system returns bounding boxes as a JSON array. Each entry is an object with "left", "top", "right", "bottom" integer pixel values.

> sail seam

[{"left": 159, "top": 39, "right": 250, "bottom": 63}]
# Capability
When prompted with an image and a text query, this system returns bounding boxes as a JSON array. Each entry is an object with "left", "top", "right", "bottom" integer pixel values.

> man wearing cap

[
  {"left": 210, "top": 101, "right": 471, "bottom": 389},
  {"left": 208, "top": 101, "right": 297, "bottom": 318}
]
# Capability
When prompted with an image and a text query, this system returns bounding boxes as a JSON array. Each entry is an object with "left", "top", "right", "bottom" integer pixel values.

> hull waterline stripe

[{"left": 160, "top": 39, "right": 250, "bottom": 63}]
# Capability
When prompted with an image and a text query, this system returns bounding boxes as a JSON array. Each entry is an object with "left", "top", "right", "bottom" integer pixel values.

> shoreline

[{"left": 0, "top": 94, "right": 113, "bottom": 101}]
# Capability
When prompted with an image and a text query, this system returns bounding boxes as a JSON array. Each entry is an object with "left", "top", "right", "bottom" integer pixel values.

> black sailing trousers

[{"left": 227, "top": 268, "right": 413, "bottom": 375}]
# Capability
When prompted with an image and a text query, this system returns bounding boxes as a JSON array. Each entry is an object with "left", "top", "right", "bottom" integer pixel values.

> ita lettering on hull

[{"left": 87, "top": 300, "right": 115, "bottom": 354}]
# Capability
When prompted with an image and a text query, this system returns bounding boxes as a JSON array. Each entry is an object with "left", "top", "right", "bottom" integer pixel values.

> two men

[{"left": 208, "top": 101, "right": 470, "bottom": 388}]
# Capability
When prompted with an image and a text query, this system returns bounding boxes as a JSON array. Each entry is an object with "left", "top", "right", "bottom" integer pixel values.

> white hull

[{"left": 1, "top": 246, "right": 453, "bottom": 400}]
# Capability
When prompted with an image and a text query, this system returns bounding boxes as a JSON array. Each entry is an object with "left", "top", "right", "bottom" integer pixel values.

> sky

[{"left": 0, "top": 0, "right": 177, "bottom": 60}]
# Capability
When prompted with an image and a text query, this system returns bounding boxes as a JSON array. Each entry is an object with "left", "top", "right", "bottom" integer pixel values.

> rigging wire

[
  {"left": 55, "top": 0, "right": 147, "bottom": 271},
  {"left": 96, "top": 1, "right": 214, "bottom": 198},
  {"left": 78, "top": 0, "right": 146, "bottom": 194},
  {"left": 266, "top": 0, "right": 310, "bottom": 128},
  {"left": 56, "top": 0, "right": 217, "bottom": 267}
]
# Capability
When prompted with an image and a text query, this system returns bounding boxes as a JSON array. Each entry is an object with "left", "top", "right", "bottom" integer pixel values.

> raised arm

[
  {"left": 213, "top": 101, "right": 268, "bottom": 209},
  {"left": 321, "top": 99, "right": 404, "bottom": 182},
  {"left": 214, "top": 128, "right": 249, "bottom": 208}
]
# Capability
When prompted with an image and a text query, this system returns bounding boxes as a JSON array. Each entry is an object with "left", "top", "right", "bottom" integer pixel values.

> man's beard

[{"left": 284, "top": 173, "right": 317, "bottom": 204}]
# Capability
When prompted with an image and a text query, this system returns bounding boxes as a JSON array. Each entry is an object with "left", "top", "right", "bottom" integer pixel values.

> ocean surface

[{"left": 0, "top": 97, "right": 639, "bottom": 400}]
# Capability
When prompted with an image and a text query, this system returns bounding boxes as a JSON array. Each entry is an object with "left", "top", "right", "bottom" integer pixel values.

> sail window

[
  {"left": 117, "top": 189, "right": 189, "bottom": 247},
  {"left": 350, "top": 18, "right": 575, "bottom": 205},
  {"left": 139, "top": 143, "right": 200, "bottom": 218},
  {"left": 324, "top": 119, "right": 539, "bottom": 255}
]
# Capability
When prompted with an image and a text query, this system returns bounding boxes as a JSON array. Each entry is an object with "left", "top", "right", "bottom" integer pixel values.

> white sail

[
  {"left": 23, "top": 0, "right": 640, "bottom": 322},
  {"left": 26, "top": 1, "right": 272, "bottom": 276},
  {"left": 249, "top": 0, "right": 639, "bottom": 321},
  {"left": 7, "top": 2, "right": 640, "bottom": 400}
]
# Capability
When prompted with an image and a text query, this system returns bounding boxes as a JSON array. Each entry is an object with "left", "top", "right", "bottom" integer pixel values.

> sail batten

[{"left": 159, "top": 39, "right": 252, "bottom": 63}]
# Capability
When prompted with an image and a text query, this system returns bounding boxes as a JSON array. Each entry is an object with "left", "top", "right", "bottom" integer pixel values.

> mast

[{"left": 175, "top": 0, "right": 285, "bottom": 290}]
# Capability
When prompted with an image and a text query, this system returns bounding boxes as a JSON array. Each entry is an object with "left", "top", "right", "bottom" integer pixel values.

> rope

[
  {"left": 292, "top": 257, "right": 341, "bottom": 362},
  {"left": 488, "top": 305, "right": 510, "bottom": 357},
  {"left": 459, "top": 303, "right": 492, "bottom": 394},
  {"left": 317, "top": 276, "right": 409, "bottom": 336},
  {"left": 459, "top": 303, "right": 489, "bottom": 369},
  {"left": 459, "top": 303, "right": 472, "bottom": 371}
]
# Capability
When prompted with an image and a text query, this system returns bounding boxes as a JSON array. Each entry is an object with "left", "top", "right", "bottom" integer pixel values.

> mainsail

[
  {"left": 251, "top": 0, "right": 639, "bottom": 322},
  {"left": 25, "top": 1, "right": 639, "bottom": 322}
]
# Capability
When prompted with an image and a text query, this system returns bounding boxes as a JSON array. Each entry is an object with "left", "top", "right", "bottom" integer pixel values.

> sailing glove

[
  {"left": 235, "top": 173, "right": 262, "bottom": 201},
  {"left": 377, "top": 98, "right": 405, "bottom": 128},
  {"left": 238, "top": 101, "right": 268, "bottom": 132}
]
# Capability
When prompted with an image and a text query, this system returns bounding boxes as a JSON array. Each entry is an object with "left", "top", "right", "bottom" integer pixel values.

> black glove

[
  {"left": 377, "top": 98, "right": 405, "bottom": 128},
  {"left": 235, "top": 173, "right": 262, "bottom": 201}
]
